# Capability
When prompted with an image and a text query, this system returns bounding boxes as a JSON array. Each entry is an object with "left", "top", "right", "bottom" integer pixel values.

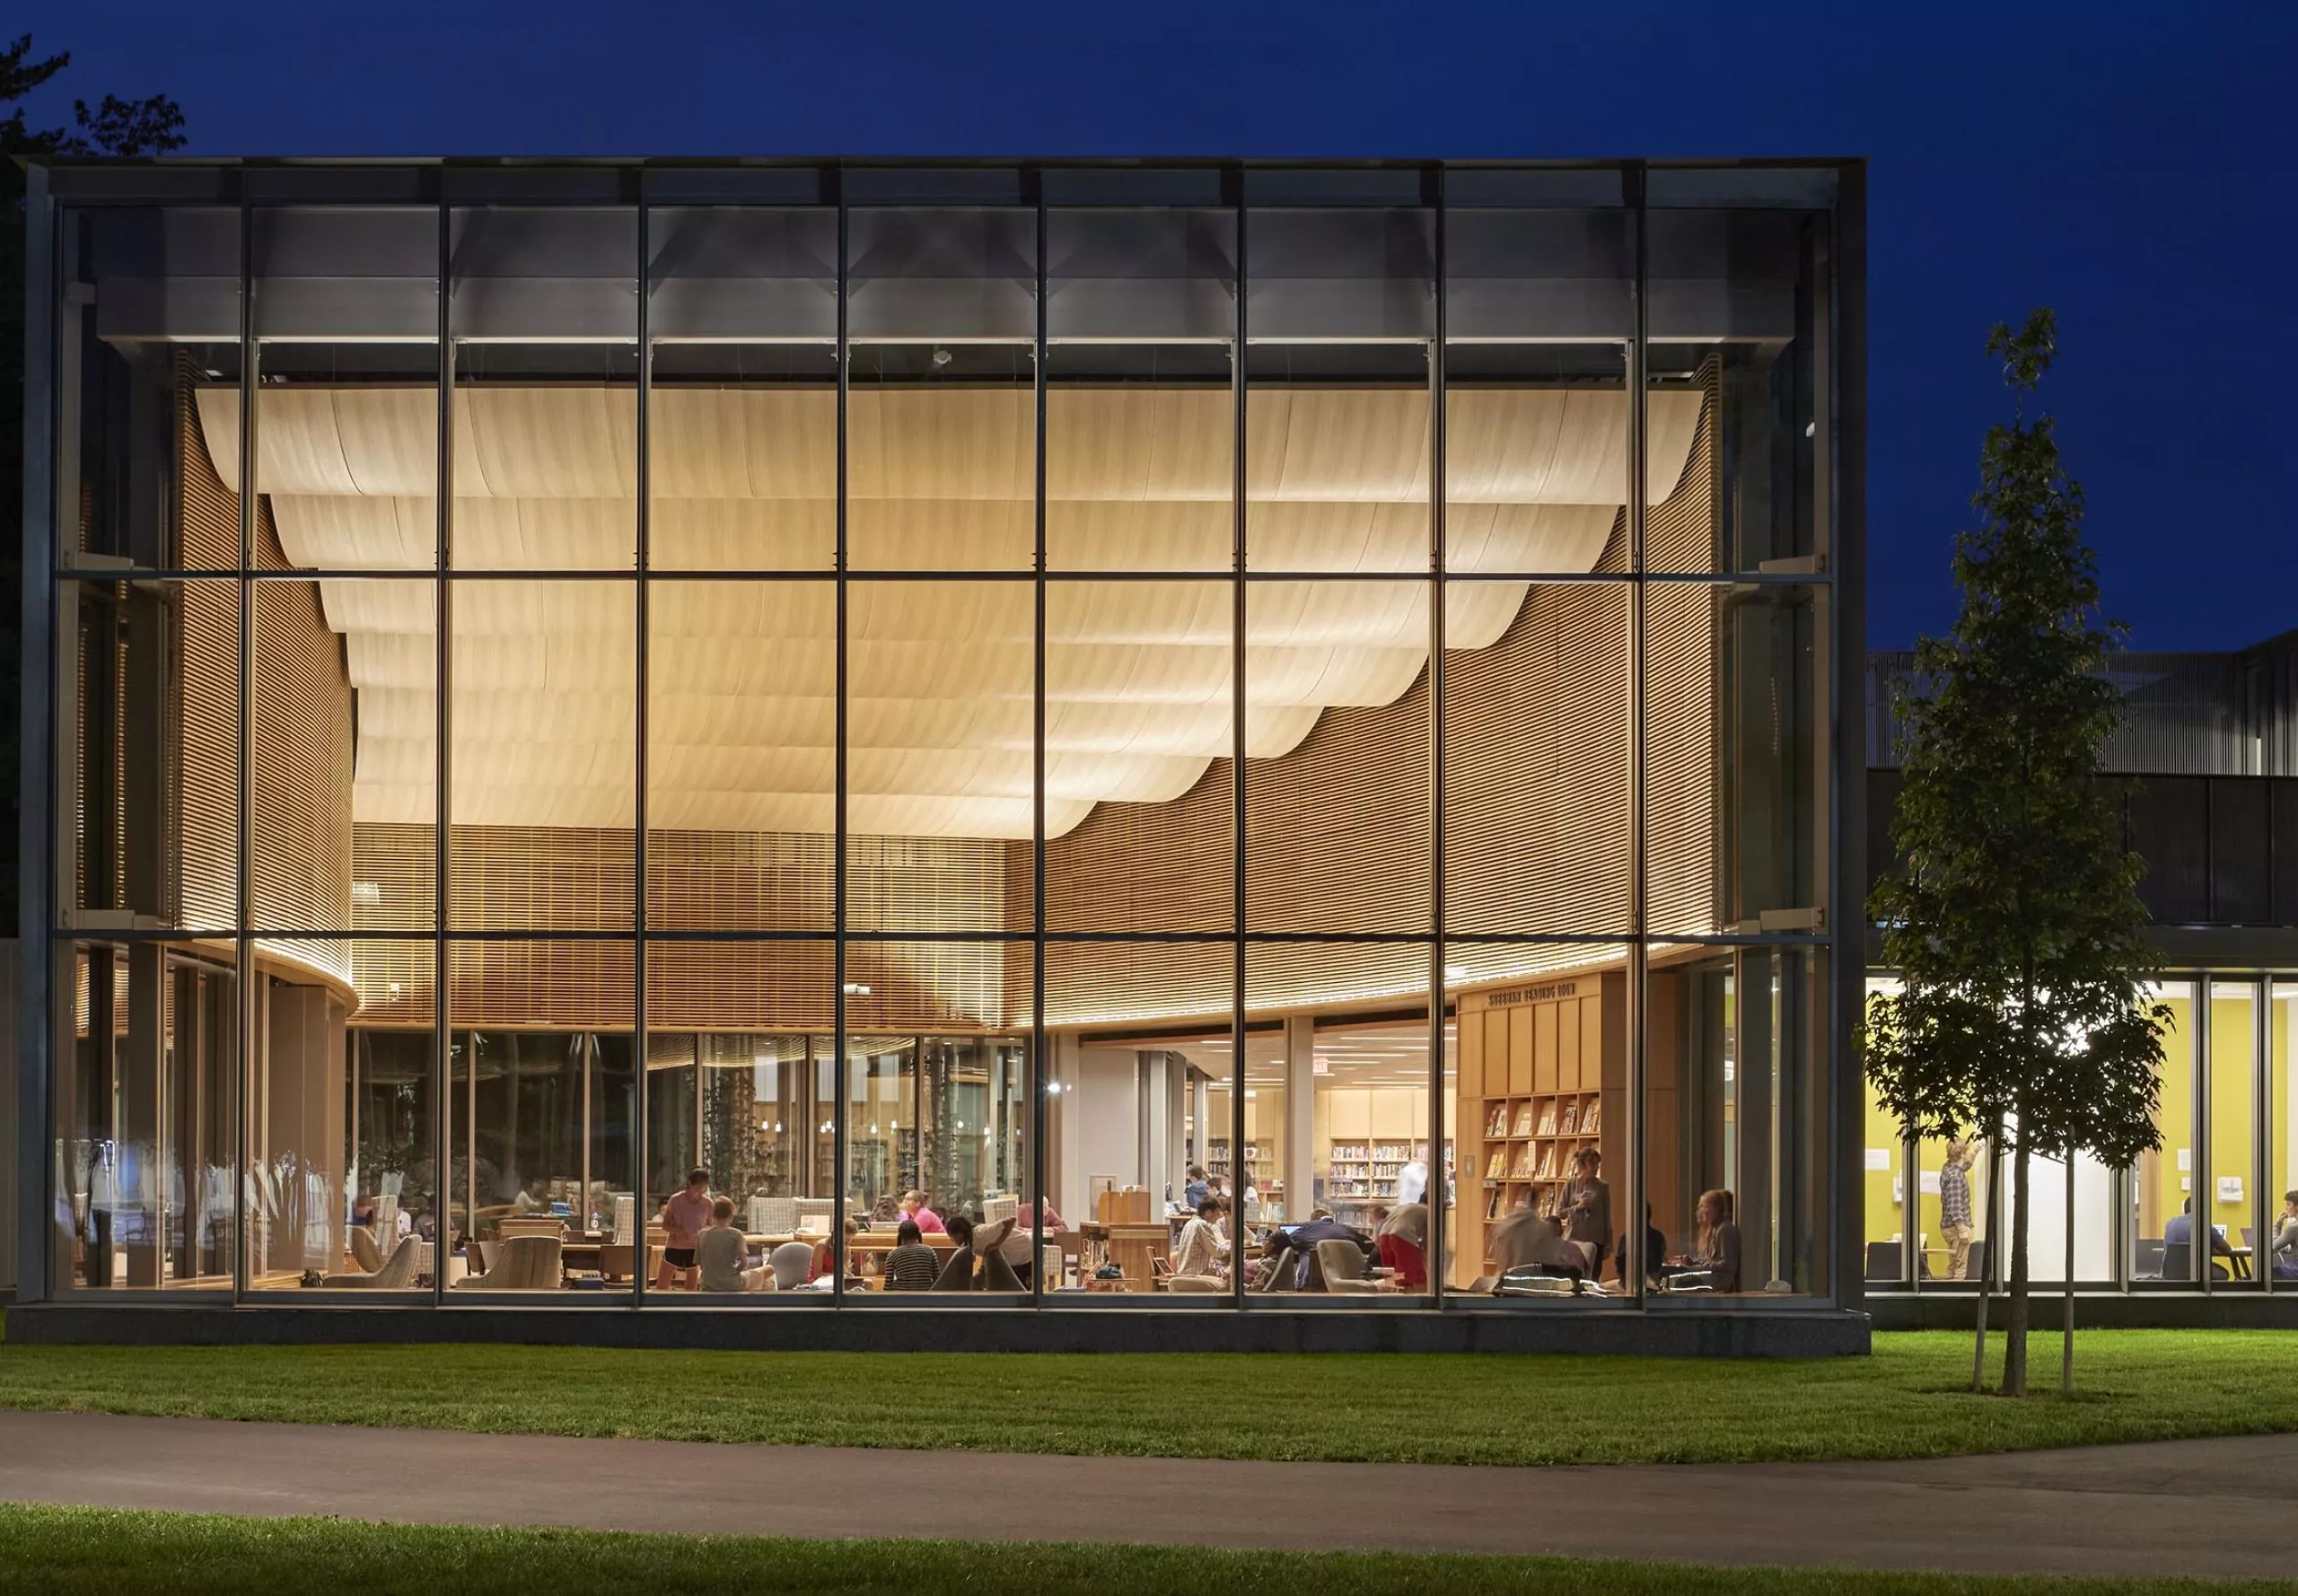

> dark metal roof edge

[{"left": 25, "top": 153, "right": 1868, "bottom": 168}]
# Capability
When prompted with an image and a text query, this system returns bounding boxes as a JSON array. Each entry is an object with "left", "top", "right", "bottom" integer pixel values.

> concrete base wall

[
  {"left": 1869, "top": 1290, "right": 2298, "bottom": 1331},
  {"left": 5, "top": 1302, "right": 1872, "bottom": 1358}
]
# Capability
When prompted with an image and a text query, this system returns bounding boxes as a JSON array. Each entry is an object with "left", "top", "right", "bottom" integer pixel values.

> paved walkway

[{"left": 1, "top": 1409, "right": 2292, "bottom": 1580}]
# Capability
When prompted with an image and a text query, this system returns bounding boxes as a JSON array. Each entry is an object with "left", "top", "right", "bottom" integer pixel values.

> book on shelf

[
  {"left": 1535, "top": 1104, "right": 1558, "bottom": 1136},
  {"left": 1485, "top": 1190, "right": 1502, "bottom": 1219},
  {"left": 1511, "top": 1103, "right": 1537, "bottom": 1136},
  {"left": 1485, "top": 1105, "right": 1509, "bottom": 1137},
  {"left": 1558, "top": 1102, "right": 1579, "bottom": 1135},
  {"left": 1509, "top": 1144, "right": 1534, "bottom": 1178},
  {"left": 1582, "top": 1100, "right": 1601, "bottom": 1135},
  {"left": 1534, "top": 1145, "right": 1558, "bottom": 1179},
  {"left": 1487, "top": 1149, "right": 1507, "bottom": 1178}
]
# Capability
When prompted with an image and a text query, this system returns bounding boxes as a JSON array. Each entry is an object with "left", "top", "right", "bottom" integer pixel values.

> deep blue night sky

[{"left": 22, "top": 3, "right": 2294, "bottom": 652}]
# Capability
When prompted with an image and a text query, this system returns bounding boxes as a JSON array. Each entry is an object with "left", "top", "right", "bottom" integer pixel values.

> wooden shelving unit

[
  {"left": 1206, "top": 1137, "right": 1275, "bottom": 1189},
  {"left": 1453, "top": 968, "right": 1627, "bottom": 1285},
  {"left": 1326, "top": 1140, "right": 1429, "bottom": 1211}
]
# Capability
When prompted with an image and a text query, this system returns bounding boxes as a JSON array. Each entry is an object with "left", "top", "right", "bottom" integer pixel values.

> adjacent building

[{"left": 1864, "top": 631, "right": 2298, "bottom": 1322}]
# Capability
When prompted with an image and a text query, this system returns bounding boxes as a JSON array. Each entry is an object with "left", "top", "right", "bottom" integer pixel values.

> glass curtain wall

[
  {"left": 1863, "top": 972, "right": 2298, "bottom": 1297},
  {"left": 38, "top": 162, "right": 1850, "bottom": 1313}
]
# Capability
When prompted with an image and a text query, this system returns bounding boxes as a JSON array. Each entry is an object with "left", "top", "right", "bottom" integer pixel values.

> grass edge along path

[
  {"left": 4, "top": 1329, "right": 2297, "bottom": 1467},
  {"left": 1, "top": 1505, "right": 2293, "bottom": 1596}
]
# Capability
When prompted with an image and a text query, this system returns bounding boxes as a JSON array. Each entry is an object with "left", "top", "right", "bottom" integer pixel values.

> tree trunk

[
  {"left": 2061, "top": 1149, "right": 2075, "bottom": 1396},
  {"left": 1971, "top": 1123, "right": 1995, "bottom": 1395},
  {"left": 2004, "top": 1139, "right": 2031, "bottom": 1398},
  {"left": 1972, "top": 1245, "right": 1990, "bottom": 1394}
]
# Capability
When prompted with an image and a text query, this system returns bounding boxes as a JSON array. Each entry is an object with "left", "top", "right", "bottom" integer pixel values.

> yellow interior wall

[
  {"left": 2206, "top": 993, "right": 2257, "bottom": 1246},
  {"left": 1863, "top": 1074, "right": 1902, "bottom": 1245}
]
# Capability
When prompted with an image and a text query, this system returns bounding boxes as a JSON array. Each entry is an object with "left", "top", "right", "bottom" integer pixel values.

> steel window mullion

[
  {"left": 19, "top": 171, "right": 55, "bottom": 1302},
  {"left": 1030, "top": 179, "right": 1048, "bottom": 1310},
  {"left": 1626, "top": 162, "right": 1650, "bottom": 1307},
  {"left": 233, "top": 194, "right": 256, "bottom": 1302},
  {"left": 2197, "top": 976, "right": 2211, "bottom": 1292},
  {"left": 634, "top": 193, "right": 652, "bottom": 1312},
  {"left": 432, "top": 194, "right": 452, "bottom": 1309},
  {"left": 1425, "top": 165, "right": 1447, "bottom": 1311},
  {"left": 831, "top": 172, "right": 851, "bottom": 1307},
  {"left": 2259, "top": 975, "right": 2274, "bottom": 1294},
  {"left": 1230, "top": 176, "right": 1249, "bottom": 1315},
  {"left": 1903, "top": 1130, "right": 1919, "bottom": 1291}
]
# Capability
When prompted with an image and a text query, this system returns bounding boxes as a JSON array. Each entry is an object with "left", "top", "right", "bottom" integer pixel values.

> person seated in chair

[
  {"left": 1490, "top": 1206, "right": 1582, "bottom": 1285},
  {"left": 899, "top": 1189, "right": 946, "bottom": 1234},
  {"left": 1265, "top": 1213, "right": 1373, "bottom": 1292},
  {"left": 812, "top": 1216, "right": 864, "bottom": 1286},
  {"left": 2163, "top": 1196, "right": 2236, "bottom": 1280},
  {"left": 881, "top": 1220, "right": 940, "bottom": 1291},
  {"left": 697, "top": 1197, "right": 771, "bottom": 1293},
  {"left": 1616, "top": 1204, "right": 1667, "bottom": 1289},
  {"left": 1665, "top": 1189, "right": 1741, "bottom": 1292},
  {"left": 2274, "top": 1191, "right": 2298, "bottom": 1281},
  {"left": 1172, "top": 1197, "right": 1232, "bottom": 1284}
]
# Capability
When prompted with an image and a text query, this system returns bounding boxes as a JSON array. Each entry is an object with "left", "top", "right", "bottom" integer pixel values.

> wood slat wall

[
  {"left": 176, "top": 373, "right": 241, "bottom": 933},
  {"left": 215, "top": 373, "right": 1729, "bottom": 1033},
  {"left": 1643, "top": 361, "right": 1724, "bottom": 938}
]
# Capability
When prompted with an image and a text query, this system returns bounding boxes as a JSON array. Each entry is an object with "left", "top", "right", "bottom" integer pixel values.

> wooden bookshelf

[
  {"left": 1206, "top": 1137, "right": 1276, "bottom": 1188},
  {"left": 1452, "top": 967, "right": 1627, "bottom": 1285},
  {"left": 1326, "top": 1139, "right": 1430, "bottom": 1210}
]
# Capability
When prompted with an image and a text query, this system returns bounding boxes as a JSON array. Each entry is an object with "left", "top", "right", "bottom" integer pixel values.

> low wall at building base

[
  {"left": 5, "top": 1302, "right": 1871, "bottom": 1358},
  {"left": 1868, "top": 1290, "right": 2298, "bottom": 1331}
]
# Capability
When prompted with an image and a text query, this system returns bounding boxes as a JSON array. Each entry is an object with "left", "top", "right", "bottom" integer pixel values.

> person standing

[
  {"left": 1561, "top": 1147, "right": 1612, "bottom": 1278},
  {"left": 653, "top": 1167, "right": 714, "bottom": 1291},
  {"left": 1939, "top": 1139, "right": 1976, "bottom": 1280}
]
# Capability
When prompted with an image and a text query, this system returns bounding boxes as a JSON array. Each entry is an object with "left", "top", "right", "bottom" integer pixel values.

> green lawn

[
  {"left": 0, "top": 1505, "right": 2285, "bottom": 1596},
  {"left": 0, "top": 1329, "right": 2292, "bottom": 1466}
]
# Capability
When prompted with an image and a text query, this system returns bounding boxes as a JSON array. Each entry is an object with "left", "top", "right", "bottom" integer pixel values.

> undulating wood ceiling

[{"left": 200, "top": 385, "right": 1697, "bottom": 841}]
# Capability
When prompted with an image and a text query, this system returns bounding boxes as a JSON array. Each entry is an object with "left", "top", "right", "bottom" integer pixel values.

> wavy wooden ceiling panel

[{"left": 199, "top": 384, "right": 1694, "bottom": 842}]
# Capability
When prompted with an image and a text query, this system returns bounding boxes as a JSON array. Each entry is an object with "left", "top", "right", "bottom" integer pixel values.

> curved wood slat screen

[
  {"left": 1644, "top": 359, "right": 1725, "bottom": 938},
  {"left": 171, "top": 369, "right": 1727, "bottom": 1031},
  {"left": 175, "top": 368, "right": 241, "bottom": 933}
]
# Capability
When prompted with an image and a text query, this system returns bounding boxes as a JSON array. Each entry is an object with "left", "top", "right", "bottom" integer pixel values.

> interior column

[{"left": 1285, "top": 1015, "right": 1314, "bottom": 1223}]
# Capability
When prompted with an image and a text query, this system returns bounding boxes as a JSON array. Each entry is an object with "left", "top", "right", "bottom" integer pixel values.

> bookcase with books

[
  {"left": 1206, "top": 1136, "right": 1276, "bottom": 1189},
  {"left": 1325, "top": 1140, "right": 1430, "bottom": 1208},
  {"left": 1452, "top": 968, "right": 1628, "bottom": 1285}
]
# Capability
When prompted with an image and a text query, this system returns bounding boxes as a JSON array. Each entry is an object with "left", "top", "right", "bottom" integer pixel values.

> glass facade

[
  {"left": 22, "top": 160, "right": 1857, "bottom": 1322},
  {"left": 1862, "top": 974, "right": 2298, "bottom": 1296}
]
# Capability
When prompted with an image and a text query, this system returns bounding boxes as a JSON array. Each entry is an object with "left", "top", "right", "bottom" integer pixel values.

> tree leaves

[
  {"left": 0, "top": 33, "right": 187, "bottom": 158},
  {"left": 1863, "top": 309, "right": 2169, "bottom": 1394}
]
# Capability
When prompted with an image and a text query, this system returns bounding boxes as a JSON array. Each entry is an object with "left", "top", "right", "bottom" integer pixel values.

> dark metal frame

[{"left": 18, "top": 157, "right": 1862, "bottom": 1323}]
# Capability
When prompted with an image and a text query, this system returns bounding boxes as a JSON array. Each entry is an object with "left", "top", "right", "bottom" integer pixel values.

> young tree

[{"left": 1864, "top": 310, "right": 2168, "bottom": 1399}]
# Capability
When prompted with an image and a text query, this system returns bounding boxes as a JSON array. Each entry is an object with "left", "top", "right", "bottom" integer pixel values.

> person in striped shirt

[{"left": 881, "top": 1219, "right": 940, "bottom": 1291}]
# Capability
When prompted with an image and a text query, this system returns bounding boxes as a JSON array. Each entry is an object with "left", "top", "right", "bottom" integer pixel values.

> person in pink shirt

[
  {"left": 899, "top": 1189, "right": 945, "bottom": 1234},
  {"left": 654, "top": 1167, "right": 714, "bottom": 1290}
]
